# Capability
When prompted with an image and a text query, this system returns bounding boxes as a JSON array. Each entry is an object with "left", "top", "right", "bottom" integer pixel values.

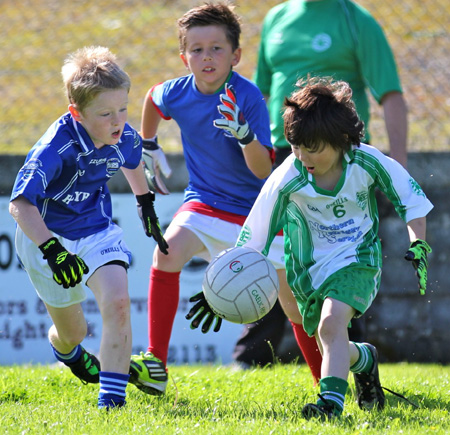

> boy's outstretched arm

[
  {"left": 9, "top": 196, "right": 53, "bottom": 246},
  {"left": 214, "top": 84, "right": 272, "bottom": 179},
  {"left": 121, "top": 165, "right": 152, "bottom": 196},
  {"left": 406, "top": 217, "right": 426, "bottom": 242},
  {"left": 121, "top": 165, "right": 169, "bottom": 255},
  {"left": 141, "top": 88, "right": 163, "bottom": 142},
  {"left": 405, "top": 217, "right": 431, "bottom": 295},
  {"left": 9, "top": 196, "right": 89, "bottom": 288},
  {"left": 141, "top": 88, "right": 172, "bottom": 194},
  {"left": 240, "top": 135, "right": 273, "bottom": 179}
]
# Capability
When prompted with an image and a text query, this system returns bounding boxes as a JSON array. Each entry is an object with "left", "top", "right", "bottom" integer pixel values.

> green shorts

[{"left": 300, "top": 263, "right": 381, "bottom": 337}]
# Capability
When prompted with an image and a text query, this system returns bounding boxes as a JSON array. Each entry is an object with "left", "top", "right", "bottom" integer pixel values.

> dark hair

[
  {"left": 177, "top": 2, "right": 241, "bottom": 53},
  {"left": 283, "top": 76, "right": 364, "bottom": 153}
]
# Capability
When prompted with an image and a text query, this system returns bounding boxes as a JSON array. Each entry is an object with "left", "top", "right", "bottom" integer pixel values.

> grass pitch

[{"left": 1, "top": 362, "right": 449, "bottom": 434}]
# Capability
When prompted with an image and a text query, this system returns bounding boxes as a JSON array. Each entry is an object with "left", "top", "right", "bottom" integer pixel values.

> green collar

[
  {"left": 214, "top": 70, "right": 234, "bottom": 94},
  {"left": 293, "top": 147, "right": 355, "bottom": 196}
]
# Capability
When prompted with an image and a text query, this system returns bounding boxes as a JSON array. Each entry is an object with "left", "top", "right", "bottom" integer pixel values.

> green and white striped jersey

[{"left": 237, "top": 144, "right": 433, "bottom": 297}]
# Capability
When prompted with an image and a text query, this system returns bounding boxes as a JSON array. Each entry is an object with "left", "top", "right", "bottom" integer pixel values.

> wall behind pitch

[
  {"left": 0, "top": 193, "right": 242, "bottom": 365},
  {"left": 2, "top": 152, "right": 450, "bottom": 363}
]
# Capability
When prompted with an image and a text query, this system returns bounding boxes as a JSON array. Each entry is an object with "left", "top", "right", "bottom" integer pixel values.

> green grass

[{"left": 1, "top": 363, "right": 449, "bottom": 434}]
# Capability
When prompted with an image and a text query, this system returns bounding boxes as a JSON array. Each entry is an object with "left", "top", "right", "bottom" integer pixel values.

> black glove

[
  {"left": 136, "top": 192, "right": 169, "bottom": 255},
  {"left": 39, "top": 237, "right": 89, "bottom": 289},
  {"left": 185, "top": 292, "right": 222, "bottom": 333},
  {"left": 404, "top": 239, "right": 432, "bottom": 295}
]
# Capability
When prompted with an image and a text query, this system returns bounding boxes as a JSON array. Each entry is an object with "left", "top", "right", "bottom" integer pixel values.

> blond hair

[{"left": 61, "top": 46, "right": 130, "bottom": 112}]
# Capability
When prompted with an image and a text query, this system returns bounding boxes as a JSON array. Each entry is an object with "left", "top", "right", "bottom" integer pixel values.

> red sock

[
  {"left": 147, "top": 267, "right": 180, "bottom": 365},
  {"left": 289, "top": 319, "right": 322, "bottom": 385}
]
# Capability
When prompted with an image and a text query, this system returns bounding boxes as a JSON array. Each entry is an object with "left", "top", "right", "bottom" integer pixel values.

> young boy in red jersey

[{"left": 129, "top": 3, "right": 322, "bottom": 396}]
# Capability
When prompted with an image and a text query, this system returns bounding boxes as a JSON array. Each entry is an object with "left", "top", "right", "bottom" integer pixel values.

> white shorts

[
  {"left": 170, "top": 211, "right": 285, "bottom": 269},
  {"left": 16, "top": 224, "right": 132, "bottom": 308}
]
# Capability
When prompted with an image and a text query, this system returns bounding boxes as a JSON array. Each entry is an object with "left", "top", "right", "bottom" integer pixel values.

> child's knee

[
  {"left": 317, "top": 313, "right": 339, "bottom": 340},
  {"left": 52, "top": 324, "right": 87, "bottom": 348}
]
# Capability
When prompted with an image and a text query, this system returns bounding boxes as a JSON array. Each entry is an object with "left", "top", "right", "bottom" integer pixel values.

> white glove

[
  {"left": 213, "top": 83, "right": 256, "bottom": 147},
  {"left": 142, "top": 136, "right": 171, "bottom": 195}
]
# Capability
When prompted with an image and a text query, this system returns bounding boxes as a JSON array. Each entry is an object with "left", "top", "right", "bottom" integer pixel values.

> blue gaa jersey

[
  {"left": 151, "top": 71, "right": 273, "bottom": 216},
  {"left": 10, "top": 113, "right": 142, "bottom": 240}
]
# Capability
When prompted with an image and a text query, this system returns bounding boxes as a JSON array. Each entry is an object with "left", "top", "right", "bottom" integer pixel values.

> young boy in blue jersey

[
  {"left": 233, "top": 76, "right": 433, "bottom": 419},
  {"left": 9, "top": 46, "right": 168, "bottom": 410},
  {"left": 129, "top": 2, "right": 322, "bottom": 396}
]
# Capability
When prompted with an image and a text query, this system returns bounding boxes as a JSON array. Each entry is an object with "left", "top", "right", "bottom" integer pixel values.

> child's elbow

[
  {"left": 9, "top": 196, "right": 28, "bottom": 219},
  {"left": 254, "top": 167, "right": 272, "bottom": 179},
  {"left": 9, "top": 200, "right": 19, "bottom": 220},
  {"left": 254, "top": 159, "right": 273, "bottom": 179}
]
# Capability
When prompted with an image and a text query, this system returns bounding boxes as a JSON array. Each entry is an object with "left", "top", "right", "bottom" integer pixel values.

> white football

[{"left": 202, "top": 246, "right": 279, "bottom": 324}]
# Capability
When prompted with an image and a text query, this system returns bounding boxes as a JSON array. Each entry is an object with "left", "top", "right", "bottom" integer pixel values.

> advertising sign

[{"left": 0, "top": 194, "right": 241, "bottom": 365}]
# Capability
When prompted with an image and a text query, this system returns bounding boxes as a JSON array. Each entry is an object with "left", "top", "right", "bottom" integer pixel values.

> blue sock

[
  {"left": 98, "top": 371, "right": 129, "bottom": 409},
  {"left": 51, "top": 344, "right": 82, "bottom": 364}
]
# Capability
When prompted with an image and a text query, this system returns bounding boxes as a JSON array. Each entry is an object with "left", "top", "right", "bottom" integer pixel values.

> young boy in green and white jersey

[{"left": 235, "top": 77, "right": 433, "bottom": 419}]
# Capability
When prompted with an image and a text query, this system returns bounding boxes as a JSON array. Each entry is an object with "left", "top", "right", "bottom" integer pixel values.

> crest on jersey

[
  {"left": 21, "top": 158, "right": 42, "bottom": 180},
  {"left": 106, "top": 158, "right": 120, "bottom": 177},
  {"left": 311, "top": 33, "right": 332, "bottom": 52},
  {"left": 133, "top": 130, "right": 140, "bottom": 148},
  {"left": 409, "top": 178, "right": 425, "bottom": 197},
  {"left": 356, "top": 191, "right": 368, "bottom": 210}
]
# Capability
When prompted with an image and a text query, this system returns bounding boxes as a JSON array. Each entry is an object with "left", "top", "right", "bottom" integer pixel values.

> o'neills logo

[
  {"left": 237, "top": 225, "right": 252, "bottom": 244},
  {"left": 229, "top": 260, "right": 243, "bottom": 273}
]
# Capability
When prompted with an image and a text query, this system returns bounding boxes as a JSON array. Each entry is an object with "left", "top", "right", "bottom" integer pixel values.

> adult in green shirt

[
  {"left": 256, "top": 0, "right": 407, "bottom": 168},
  {"left": 232, "top": 0, "right": 408, "bottom": 370}
]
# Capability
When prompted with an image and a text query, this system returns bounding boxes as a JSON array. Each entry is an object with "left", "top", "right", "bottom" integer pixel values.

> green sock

[
  {"left": 317, "top": 376, "right": 348, "bottom": 415},
  {"left": 350, "top": 342, "right": 374, "bottom": 373}
]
